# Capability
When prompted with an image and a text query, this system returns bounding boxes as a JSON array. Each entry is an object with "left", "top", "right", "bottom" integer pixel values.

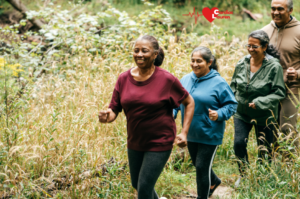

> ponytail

[
  {"left": 209, "top": 55, "right": 218, "bottom": 71},
  {"left": 154, "top": 47, "right": 165, "bottom": 67},
  {"left": 266, "top": 44, "right": 280, "bottom": 60}
]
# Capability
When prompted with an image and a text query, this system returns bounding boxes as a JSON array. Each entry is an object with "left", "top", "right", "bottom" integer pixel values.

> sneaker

[
  {"left": 234, "top": 176, "right": 243, "bottom": 188},
  {"left": 159, "top": 197, "right": 167, "bottom": 199},
  {"left": 209, "top": 178, "right": 221, "bottom": 197}
]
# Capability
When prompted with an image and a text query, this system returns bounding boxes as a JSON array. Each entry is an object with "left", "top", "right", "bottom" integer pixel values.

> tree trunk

[{"left": 5, "top": 0, "right": 44, "bottom": 29}]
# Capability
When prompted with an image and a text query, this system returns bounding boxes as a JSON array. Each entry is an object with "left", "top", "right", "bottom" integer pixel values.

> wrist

[
  {"left": 180, "top": 130, "right": 189, "bottom": 136},
  {"left": 108, "top": 111, "right": 117, "bottom": 123},
  {"left": 216, "top": 110, "right": 222, "bottom": 121}
]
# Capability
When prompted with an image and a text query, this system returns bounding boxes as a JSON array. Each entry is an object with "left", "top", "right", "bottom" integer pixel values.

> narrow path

[
  {"left": 178, "top": 185, "right": 234, "bottom": 199},
  {"left": 209, "top": 185, "right": 233, "bottom": 199}
]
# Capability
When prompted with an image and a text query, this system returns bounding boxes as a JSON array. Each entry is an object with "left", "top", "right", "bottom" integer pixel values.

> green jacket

[{"left": 230, "top": 54, "right": 286, "bottom": 126}]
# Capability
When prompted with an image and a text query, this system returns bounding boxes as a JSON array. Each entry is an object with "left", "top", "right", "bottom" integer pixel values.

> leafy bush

[{"left": 0, "top": 0, "right": 299, "bottom": 198}]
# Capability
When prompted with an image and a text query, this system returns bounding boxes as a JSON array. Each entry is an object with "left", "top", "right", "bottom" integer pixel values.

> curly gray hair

[
  {"left": 248, "top": 30, "right": 270, "bottom": 47},
  {"left": 248, "top": 30, "right": 281, "bottom": 59}
]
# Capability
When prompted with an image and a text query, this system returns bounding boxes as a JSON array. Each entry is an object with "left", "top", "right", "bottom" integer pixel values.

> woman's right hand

[{"left": 98, "top": 108, "right": 117, "bottom": 123}]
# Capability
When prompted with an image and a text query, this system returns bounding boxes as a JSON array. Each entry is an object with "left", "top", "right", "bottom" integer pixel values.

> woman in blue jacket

[{"left": 174, "top": 46, "right": 237, "bottom": 199}]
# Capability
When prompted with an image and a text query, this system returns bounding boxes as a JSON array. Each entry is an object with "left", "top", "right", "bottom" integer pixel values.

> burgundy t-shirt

[{"left": 109, "top": 67, "right": 189, "bottom": 151}]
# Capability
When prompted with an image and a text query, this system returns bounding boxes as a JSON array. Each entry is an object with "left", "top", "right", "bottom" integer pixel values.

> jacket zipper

[
  {"left": 245, "top": 84, "right": 249, "bottom": 114},
  {"left": 245, "top": 59, "right": 266, "bottom": 113}
]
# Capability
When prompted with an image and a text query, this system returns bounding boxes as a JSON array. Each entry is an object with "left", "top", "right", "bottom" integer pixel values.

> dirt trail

[
  {"left": 178, "top": 185, "right": 234, "bottom": 199},
  {"left": 209, "top": 185, "right": 233, "bottom": 199}
]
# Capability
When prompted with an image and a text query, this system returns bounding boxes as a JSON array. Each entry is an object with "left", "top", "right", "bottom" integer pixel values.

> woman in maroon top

[{"left": 99, "top": 35, "right": 194, "bottom": 199}]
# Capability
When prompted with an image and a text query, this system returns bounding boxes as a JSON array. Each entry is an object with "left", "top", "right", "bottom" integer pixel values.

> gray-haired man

[{"left": 262, "top": 0, "right": 300, "bottom": 149}]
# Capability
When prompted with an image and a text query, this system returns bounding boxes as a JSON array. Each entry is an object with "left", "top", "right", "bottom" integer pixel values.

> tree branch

[{"left": 5, "top": 0, "right": 44, "bottom": 29}]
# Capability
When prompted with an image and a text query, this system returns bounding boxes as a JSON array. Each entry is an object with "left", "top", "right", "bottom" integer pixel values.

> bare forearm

[
  {"left": 182, "top": 96, "right": 195, "bottom": 136},
  {"left": 107, "top": 111, "right": 118, "bottom": 123}
]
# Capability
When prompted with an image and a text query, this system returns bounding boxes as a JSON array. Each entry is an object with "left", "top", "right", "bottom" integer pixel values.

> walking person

[
  {"left": 230, "top": 30, "right": 286, "bottom": 187},
  {"left": 174, "top": 46, "right": 237, "bottom": 198},
  {"left": 98, "top": 35, "right": 195, "bottom": 199},
  {"left": 262, "top": 0, "right": 300, "bottom": 149}
]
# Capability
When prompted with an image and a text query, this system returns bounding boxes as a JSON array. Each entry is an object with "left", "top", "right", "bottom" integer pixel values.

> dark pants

[
  {"left": 187, "top": 142, "right": 219, "bottom": 199},
  {"left": 127, "top": 148, "right": 171, "bottom": 199},
  {"left": 233, "top": 118, "right": 274, "bottom": 175}
]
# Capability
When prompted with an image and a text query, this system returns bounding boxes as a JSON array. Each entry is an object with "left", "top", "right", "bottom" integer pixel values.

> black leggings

[
  {"left": 233, "top": 117, "right": 274, "bottom": 175},
  {"left": 187, "top": 142, "right": 219, "bottom": 199},
  {"left": 127, "top": 148, "right": 171, "bottom": 199}
]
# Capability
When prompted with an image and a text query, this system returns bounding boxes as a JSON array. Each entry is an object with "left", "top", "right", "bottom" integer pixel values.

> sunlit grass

[{"left": 0, "top": 1, "right": 300, "bottom": 198}]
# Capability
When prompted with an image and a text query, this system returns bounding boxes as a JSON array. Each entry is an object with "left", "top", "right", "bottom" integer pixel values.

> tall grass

[{"left": 0, "top": 1, "right": 300, "bottom": 198}]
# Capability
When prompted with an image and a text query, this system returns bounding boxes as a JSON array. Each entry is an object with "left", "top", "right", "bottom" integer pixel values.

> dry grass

[{"left": 0, "top": 3, "right": 299, "bottom": 198}]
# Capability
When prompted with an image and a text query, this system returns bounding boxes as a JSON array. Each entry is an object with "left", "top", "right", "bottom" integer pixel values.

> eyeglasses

[{"left": 245, "top": 44, "right": 262, "bottom": 49}]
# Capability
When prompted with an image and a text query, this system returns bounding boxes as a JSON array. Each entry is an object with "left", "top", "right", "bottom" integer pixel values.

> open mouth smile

[{"left": 136, "top": 59, "right": 145, "bottom": 63}]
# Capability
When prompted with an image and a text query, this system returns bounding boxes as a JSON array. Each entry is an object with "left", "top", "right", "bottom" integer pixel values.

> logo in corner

[
  {"left": 202, "top": 7, "right": 219, "bottom": 23},
  {"left": 183, "top": 7, "right": 233, "bottom": 23}
]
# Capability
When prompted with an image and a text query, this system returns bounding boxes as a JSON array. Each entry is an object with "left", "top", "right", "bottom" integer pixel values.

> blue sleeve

[
  {"left": 216, "top": 84, "right": 238, "bottom": 121},
  {"left": 173, "top": 77, "right": 186, "bottom": 119},
  {"left": 173, "top": 106, "right": 180, "bottom": 119}
]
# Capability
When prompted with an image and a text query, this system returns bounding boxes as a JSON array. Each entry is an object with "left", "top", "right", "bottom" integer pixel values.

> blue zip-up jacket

[{"left": 174, "top": 69, "right": 237, "bottom": 145}]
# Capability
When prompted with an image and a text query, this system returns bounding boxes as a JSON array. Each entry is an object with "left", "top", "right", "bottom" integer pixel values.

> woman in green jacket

[{"left": 230, "top": 30, "right": 286, "bottom": 187}]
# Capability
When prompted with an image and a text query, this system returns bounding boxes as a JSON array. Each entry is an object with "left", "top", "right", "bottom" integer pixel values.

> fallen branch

[
  {"left": 242, "top": 8, "right": 258, "bottom": 21},
  {"left": 5, "top": 0, "right": 44, "bottom": 29}
]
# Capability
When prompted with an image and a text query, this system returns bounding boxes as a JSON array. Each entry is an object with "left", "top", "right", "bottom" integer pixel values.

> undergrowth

[{"left": 0, "top": 1, "right": 299, "bottom": 198}]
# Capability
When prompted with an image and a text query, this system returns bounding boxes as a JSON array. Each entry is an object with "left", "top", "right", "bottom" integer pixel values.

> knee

[
  {"left": 234, "top": 138, "right": 247, "bottom": 154},
  {"left": 137, "top": 180, "right": 151, "bottom": 196},
  {"left": 195, "top": 163, "right": 206, "bottom": 173}
]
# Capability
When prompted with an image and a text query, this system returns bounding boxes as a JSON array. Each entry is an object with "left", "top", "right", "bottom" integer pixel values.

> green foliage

[
  {"left": 235, "top": 131, "right": 300, "bottom": 198},
  {"left": 0, "top": 0, "right": 299, "bottom": 198}
]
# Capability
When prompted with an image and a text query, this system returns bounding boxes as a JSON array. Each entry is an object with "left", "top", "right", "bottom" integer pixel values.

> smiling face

[
  {"left": 271, "top": 0, "right": 293, "bottom": 27},
  {"left": 190, "top": 51, "right": 212, "bottom": 78},
  {"left": 247, "top": 37, "right": 268, "bottom": 59},
  {"left": 133, "top": 39, "right": 158, "bottom": 69}
]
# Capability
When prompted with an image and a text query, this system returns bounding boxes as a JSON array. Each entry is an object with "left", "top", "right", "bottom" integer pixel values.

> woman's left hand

[
  {"left": 176, "top": 94, "right": 194, "bottom": 148},
  {"left": 249, "top": 102, "right": 256, "bottom": 109},
  {"left": 208, "top": 109, "right": 218, "bottom": 121},
  {"left": 174, "top": 133, "right": 187, "bottom": 148}
]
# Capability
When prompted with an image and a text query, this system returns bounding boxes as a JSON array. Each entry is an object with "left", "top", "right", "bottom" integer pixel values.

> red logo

[
  {"left": 183, "top": 7, "right": 233, "bottom": 23},
  {"left": 202, "top": 7, "right": 219, "bottom": 23},
  {"left": 182, "top": 7, "right": 202, "bottom": 24}
]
